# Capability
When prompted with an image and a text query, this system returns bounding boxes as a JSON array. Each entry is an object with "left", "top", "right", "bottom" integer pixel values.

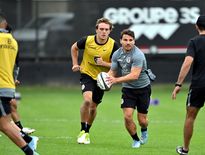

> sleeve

[
  {"left": 132, "top": 52, "right": 144, "bottom": 68},
  {"left": 110, "top": 50, "right": 119, "bottom": 71},
  {"left": 13, "top": 52, "right": 20, "bottom": 81},
  {"left": 186, "top": 39, "right": 195, "bottom": 58},
  {"left": 110, "top": 41, "right": 119, "bottom": 59},
  {"left": 76, "top": 36, "right": 87, "bottom": 49}
]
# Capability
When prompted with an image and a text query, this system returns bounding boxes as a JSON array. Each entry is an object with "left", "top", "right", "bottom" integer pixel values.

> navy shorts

[
  {"left": 121, "top": 85, "right": 151, "bottom": 114},
  {"left": 0, "top": 97, "right": 12, "bottom": 117},
  {"left": 186, "top": 87, "right": 205, "bottom": 108},
  {"left": 80, "top": 73, "right": 104, "bottom": 104}
]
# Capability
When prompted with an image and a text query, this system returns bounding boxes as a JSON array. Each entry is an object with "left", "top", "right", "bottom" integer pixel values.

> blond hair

[{"left": 95, "top": 17, "right": 113, "bottom": 30}]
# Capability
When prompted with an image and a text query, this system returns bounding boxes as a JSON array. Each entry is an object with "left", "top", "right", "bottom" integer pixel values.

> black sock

[
  {"left": 85, "top": 123, "right": 91, "bottom": 133},
  {"left": 141, "top": 128, "right": 147, "bottom": 132},
  {"left": 21, "top": 145, "right": 33, "bottom": 155},
  {"left": 20, "top": 131, "right": 32, "bottom": 143},
  {"left": 131, "top": 133, "right": 140, "bottom": 141},
  {"left": 15, "top": 121, "right": 23, "bottom": 130},
  {"left": 81, "top": 122, "right": 86, "bottom": 131}
]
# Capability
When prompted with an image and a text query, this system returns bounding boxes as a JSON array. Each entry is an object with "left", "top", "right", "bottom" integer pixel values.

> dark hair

[
  {"left": 95, "top": 17, "right": 113, "bottom": 30},
  {"left": 196, "top": 15, "right": 205, "bottom": 30},
  {"left": 120, "top": 29, "right": 135, "bottom": 39}
]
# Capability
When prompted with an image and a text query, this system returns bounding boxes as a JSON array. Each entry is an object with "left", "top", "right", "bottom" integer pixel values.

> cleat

[
  {"left": 132, "top": 140, "right": 140, "bottom": 148},
  {"left": 83, "top": 133, "right": 90, "bottom": 144},
  {"left": 77, "top": 130, "right": 85, "bottom": 144},
  {"left": 140, "top": 131, "right": 148, "bottom": 145},
  {"left": 176, "top": 146, "right": 188, "bottom": 155},
  {"left": 22, "top": 127, "right": 36, "bottom": 134},
  {"left": 28, "top": 136, "right": 39, "bottom": 151}
]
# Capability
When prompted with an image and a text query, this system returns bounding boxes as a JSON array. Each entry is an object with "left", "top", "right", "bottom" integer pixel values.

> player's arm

[
  {"left": 108, "top": 69, "right": 117, "bottom": 77},
  {"left": 172, "top": 56, "right": 193, "bottom": 99},
  {"left": 71, "top": 42, "right": 80, "bottom": 72},
  {"left": 113, "top": 66, "right": 141, "bottom": 84},
  {"left": 176, "top": 56, "right": 193, "bottom": 85},
  {"left": 71, "top": 37, "right": 87, "bottom": 72},
  {"left": 13, "top": 52, "right": 20, "bottom": 85}
]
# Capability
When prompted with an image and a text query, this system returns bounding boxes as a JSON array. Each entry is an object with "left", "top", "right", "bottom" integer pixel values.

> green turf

[{"left": 0, "top": 84, "right": 204, "bottom": 155}]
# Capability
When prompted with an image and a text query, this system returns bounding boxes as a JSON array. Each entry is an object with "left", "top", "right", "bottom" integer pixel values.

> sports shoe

[
  {"left": 132, "top": 140, "right": 141, "bottom": 148},
  {"left": 140, "top": 131, "right": 148, "bottom": 145},
  {"left": 28, "top": 136, "right": 39, "bottom": 151},
  {"left": 22, "top": 127, "right": 36, "bottom": 134},
  {"left": 77, "top": 130, "right": 85, "bottom": 144},
  {"left": 176, "top": 146, "right": 188, "bottom": 155},
  {"left": 83, "top": 133, "right": 90, "bottom": 144}
]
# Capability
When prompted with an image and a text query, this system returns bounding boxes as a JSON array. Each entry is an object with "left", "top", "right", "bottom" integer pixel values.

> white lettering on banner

[{"left": 103, "top": 7, "right": 200, "bottom": 40}]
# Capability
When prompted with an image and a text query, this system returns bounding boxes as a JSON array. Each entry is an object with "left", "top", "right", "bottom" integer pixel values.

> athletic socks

[
  {"left": 81, "top": 122, "right": 91, "bottom": 133},
  {"left": 85, "top": 124, "right": 91, "bottom": 133},
  {"left": 21, "top": 145, "right": 33, "bottom": 155},
  {"left": 141, "top": 128, "right": 147, "bottom": 132},
  {"left": 81, "top": 122, "right": 86, "bottom": 131},
  {"left": 15, "top": 121, "right": 23, "bottom": 130},
  {"left": 20, "top": 131, "right": 32, "bottom": 143},
  {"left": 131, "top": 133, "right": 140, "bottom": 141}
]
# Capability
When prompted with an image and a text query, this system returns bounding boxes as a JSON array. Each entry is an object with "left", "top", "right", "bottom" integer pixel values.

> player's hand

[
  {"left": 72, "top": 65, "right": 81, "bottom": 72},
  {"left": 15, "top": 80, "right": 20, "bottom": 86},
  {"left": 95, "top": 57, "right": 105, "bottom": 66},
  {"left": 171, "top": 86, "right": 181, "bottom": 100},
  {"left": 106, "top": 76, "right": 116, "bottom": 85}
]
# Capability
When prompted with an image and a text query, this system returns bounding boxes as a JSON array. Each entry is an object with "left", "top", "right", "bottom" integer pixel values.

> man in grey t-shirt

[{"left": 108, "top": 29, "right": 151, "bottom": 148}]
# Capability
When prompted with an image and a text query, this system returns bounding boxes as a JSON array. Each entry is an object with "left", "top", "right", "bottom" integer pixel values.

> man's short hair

[
  {"left": 120, "top": 29, "right": 135, "bottom": 39},
  {"left": 95, "top": 17, "right": 113, "bottom": 30},
  {"left": 196, "top": 15, "right": 205, "bottom": 30}
]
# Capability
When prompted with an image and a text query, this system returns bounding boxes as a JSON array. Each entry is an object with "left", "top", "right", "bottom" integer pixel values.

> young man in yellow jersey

[
  {"left": 0, "top": 13, "right": 39, "bottom": 155},
  {"left": 71, "top": 17, "right": 119, "bottom": 144}
]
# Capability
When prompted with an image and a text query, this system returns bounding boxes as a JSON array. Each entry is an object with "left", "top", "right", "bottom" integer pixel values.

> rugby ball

[{"left": 97, "top": 72, "right": 111, "bottom": 91}]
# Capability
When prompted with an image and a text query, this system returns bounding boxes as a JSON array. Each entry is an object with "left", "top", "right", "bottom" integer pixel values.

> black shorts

[
  {"left": 80, "top": 73, "right": 104, "bottom": 104},
  {"left": 0, "top": 97, "right": 12, "bottom": 117},
  {"left": 121, "top": 85, "right": 151, "bottom": 114},
  {"left": 186, "top": 87, "right": 205, "bottom": 108}
]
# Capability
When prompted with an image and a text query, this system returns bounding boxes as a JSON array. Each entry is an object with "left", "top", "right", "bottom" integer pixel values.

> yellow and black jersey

[
  {"left": 77, "top": 35, "right": 119, "bottom": 80},
  {"left": 0, "top": 32, "right": 18, "bottom": 91}
]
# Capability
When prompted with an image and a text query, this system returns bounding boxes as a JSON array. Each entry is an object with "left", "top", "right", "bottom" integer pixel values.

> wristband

[{"left": 175, "top": 83, "right": 182, "bottom": 87}]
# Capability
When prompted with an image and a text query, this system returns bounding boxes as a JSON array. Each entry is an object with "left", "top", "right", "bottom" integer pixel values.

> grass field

[{"left": 0, "top": 84, "right": 204, "bottom": 155}]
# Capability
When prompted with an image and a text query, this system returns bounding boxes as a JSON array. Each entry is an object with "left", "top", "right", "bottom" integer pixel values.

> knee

[
  {"left": 83, "top": 99, "right": 92, "bottom": 108},
  {"left": 10, "top": 99, "right": 17, "bottom": 111},
  {"left": 138, "top": 117, "right": 148, "bottom": 127}
]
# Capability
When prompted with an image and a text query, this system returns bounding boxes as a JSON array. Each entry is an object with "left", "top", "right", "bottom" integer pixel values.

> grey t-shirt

[{"left": 111, "top": 46, "right": 150, "bottom": 88}]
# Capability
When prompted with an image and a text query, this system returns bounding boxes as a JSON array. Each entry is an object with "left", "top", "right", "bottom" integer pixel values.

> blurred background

[{"left": 1, "top": 0, "right": 205, "bottom": 85}]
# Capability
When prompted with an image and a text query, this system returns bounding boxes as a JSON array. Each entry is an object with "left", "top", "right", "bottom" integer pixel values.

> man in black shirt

[{"left": 172, "top": 15, "right": 205, "bottom": 155}]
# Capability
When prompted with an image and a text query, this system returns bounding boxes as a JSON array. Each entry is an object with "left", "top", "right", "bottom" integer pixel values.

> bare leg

[
  {"left": 137, "top": 112, "right": 148, "bottom": 129},
  {"left": 0, "top": 115, "right": 26, "bottom": 148},
  {"left": 80, "top": 91, "right": 93, "bottom": 123},
  {"left": 123, "top": 108, "right": 136, "bottom": 135},
  {"left": 10, "top": 99, "right": 21, "bottom": 123},
  {"left": 183, "top": 106, "right": 199, "bottom": 151}
]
